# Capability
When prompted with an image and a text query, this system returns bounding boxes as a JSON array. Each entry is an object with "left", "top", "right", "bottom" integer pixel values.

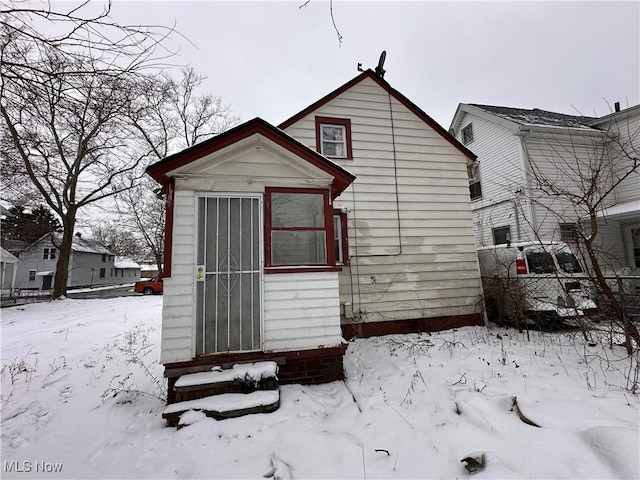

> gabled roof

[
  {"left": 23, "top": 233, "right": 113, "bottom": 256},
  {"left": 146, "top": 117, "right": 356, "bottom": 199},
  {"left": 279, "top": 69, "right": 476, "bottom": 161},
  {"left": 468, "top": 104, "right": 597, "bottom": 129}
]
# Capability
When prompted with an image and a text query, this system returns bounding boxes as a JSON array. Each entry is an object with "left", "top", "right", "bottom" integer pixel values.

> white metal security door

[{"left": 195, "top": 196, "right": 262, "bottom": 354}]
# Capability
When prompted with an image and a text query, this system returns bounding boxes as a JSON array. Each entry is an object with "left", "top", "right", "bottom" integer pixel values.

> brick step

[
  {"left": 162, "top": 390, "right": 280, "bottom": 427},
  {"left": 173, "top": 361, "right": 279, "bottom": 403}
]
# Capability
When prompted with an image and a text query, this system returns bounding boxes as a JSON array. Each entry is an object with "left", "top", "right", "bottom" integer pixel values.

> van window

[
  {"left": 556, "top": 252, "right": 583, "bottom": 273},
  {"left": 526, "top": 252, "right": 556, "bottom": 274}
]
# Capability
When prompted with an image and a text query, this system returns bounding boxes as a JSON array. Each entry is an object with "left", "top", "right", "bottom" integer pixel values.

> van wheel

[{"left": 143, "top": 287, "right": 154, "bottom": 295}]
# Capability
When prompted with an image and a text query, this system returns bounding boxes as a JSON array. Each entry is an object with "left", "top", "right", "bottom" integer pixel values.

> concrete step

[
  {"left": 172, "top": 361, "right": 279, "bottom": 403},
  {"left": 162, "top": 389, "right": 280, "bottom": 427}
]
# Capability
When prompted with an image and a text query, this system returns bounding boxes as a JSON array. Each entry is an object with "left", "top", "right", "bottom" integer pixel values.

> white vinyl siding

[
  {"left": 284, "top": 77, "right": 483, "bottom": 325},
  {"left": 160, "top": 190, "right": 196, "bottom": 363},
  {"left": 263, "top": 272, "right": 342, "bottom": 351}
]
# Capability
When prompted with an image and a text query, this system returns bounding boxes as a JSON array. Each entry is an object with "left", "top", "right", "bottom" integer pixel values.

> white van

[{"left": 477, "top": 241, "right": 597, "bottom": 323}]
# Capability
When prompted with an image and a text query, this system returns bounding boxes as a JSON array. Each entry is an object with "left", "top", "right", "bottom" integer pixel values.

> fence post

[{"left": 617, "top": 277, "right": 632, "bottom": 355}]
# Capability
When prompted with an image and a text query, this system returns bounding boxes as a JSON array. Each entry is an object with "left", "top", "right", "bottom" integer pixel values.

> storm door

[{"left": 195, "top": 196, "right": 262, "bottom": 355}]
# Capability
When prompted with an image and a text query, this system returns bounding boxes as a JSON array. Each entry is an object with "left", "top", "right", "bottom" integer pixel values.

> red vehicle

[{"left": 134, "top": 277, "right": 163, "bottom": 295}]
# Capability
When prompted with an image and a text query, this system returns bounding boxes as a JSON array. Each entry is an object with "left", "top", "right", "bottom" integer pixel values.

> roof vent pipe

[
  {"left": 615, "top": 102, "right": 620, "bottom": 112},
  {"left": 75, "top": 232, "right": 82, "bottom": 238}
]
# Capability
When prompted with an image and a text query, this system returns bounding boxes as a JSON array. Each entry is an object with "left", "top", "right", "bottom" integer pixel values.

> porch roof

[
  {"left": 146, "top": 117, "right": 356, "bottom": 199},
  {"left": 595, "top": 200, "right": 640, "bottom": 221}
]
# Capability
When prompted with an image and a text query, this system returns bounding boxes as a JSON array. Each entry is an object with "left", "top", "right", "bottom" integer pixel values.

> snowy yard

[{"left": 1, "top": 297, "right": 638, "bottom": 479}]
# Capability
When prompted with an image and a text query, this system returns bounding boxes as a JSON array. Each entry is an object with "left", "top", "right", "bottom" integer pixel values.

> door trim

[{"left": 192, "top": 193, "right": 264, "bottom": 357}]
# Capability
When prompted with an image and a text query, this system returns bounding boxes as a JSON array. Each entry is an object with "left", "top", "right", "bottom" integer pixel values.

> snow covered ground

[{"left": 1, "top": 297, "right": 638, "bottom": 479}]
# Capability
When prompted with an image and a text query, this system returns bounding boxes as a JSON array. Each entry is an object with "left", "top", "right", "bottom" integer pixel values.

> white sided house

[
  {"left": 148, "top": 70, "right": 483, "bottom": 394},
  {"left": 14, "top": 233, "right": 128, "bottom": 290},
  {"left": 450, "top": 103, "right": 640, "bottom": 274}
]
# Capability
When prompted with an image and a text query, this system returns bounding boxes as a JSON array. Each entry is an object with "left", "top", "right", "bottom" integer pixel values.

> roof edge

[{"left": 279, "top": 70, "right": 476, "bottom": 161}]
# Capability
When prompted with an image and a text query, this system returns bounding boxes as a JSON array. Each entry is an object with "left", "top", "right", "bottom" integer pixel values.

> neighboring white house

[
  {"left": 147, "top": 69, "right": 483, "bottom": 395},
  {"left": 14, "top": 233, "right": 137, "bottom": 290},
  {"left": 114, "top": 258, "right": 142, "bottom": 282},
  {"left": 449, "top": 103, "right": 640, "bottom": 273}
]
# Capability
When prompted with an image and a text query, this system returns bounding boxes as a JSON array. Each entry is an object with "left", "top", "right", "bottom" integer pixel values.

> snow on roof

[
  {"left": 471, "top": 104, "right": 598, "bottom": 129},
  {"left": 114, "top": 258, "right": 140, "bottom": 269},
  {"left": 175, "top": 361, "right": 278, "bottom": 388},
  {"left": 595, "top": 200, "right": 640, "bottom": 219}
]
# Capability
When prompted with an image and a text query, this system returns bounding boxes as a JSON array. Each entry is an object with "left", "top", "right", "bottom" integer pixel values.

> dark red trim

[
  {"left": 146, "top": 118, "right": 355, "bottom": 199},
  {"left": 315, "top": 116, "right": 353, "bottom": 160},
  {"left": 266, "top": 266, "right": 342, "bottom": 274},
  {"left": 162, "top": 179, "right": 175, "bottom": 278},
  {"left": 341, "top": 313, "right": 484, "bottom": 339},
  {"left": 265, "top": 187, "right": 336, "bottom": 268},
  {"left": 279, "top": 70, "right": 476, "bottom": 162}
]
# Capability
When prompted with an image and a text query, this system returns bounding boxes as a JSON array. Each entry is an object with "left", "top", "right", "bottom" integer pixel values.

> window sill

[{"left": 265, "top": 266, "right": 343, "bottom": 274}]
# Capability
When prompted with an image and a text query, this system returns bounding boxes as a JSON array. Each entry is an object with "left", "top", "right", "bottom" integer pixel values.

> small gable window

[
  {"left": 43, "top": 248, "right": 56, "bottom": 260},
  {"left": 315, "top": 117, "right": 353, "bottom": 159},
  {"left": 462, "top": 124, "right": 474, "bottom": 145}
]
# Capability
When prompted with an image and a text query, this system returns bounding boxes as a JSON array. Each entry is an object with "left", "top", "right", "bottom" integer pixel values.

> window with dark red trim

[
  {"left": 265, "top": 188, "right": 336, "bottom": 270},
  {"left": 333, "top": 209, "right": 349, "bottom": 265},
  {"left": 315, "top": 117, "right": 353, "bottom": 160}
]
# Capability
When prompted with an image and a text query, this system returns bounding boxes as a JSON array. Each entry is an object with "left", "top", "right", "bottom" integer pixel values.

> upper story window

[
  {"left": 468, "top": 161, "right": 482, "bottom": 200},
  {"left": 102, "top": 254, "right": 106, "bottom": 262},
  {"left": 462, "top": 124, "right": 474, "bottom": 145},
  {"left": 43, "top": 248, "right": 56, "bottom": 260},
  {"left": 492, "top": 226, "right": 511, "bottom": 245},
  {"left": 315, "top": 116, "right": 353, "bottom": 160},
  {"left": 559, "top": 223, "right": 578, "bottom": 243},
  {"left": 265, "top": 188, "right": 336, "bottom": 268}
]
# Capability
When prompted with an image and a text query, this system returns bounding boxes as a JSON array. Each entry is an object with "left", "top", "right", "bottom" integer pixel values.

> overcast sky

[{"left": 108, "top": 1, "right": 639, "bottom": 130}]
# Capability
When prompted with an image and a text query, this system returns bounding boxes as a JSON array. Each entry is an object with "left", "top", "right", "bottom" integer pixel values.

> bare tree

[
  {"left": 0, "top": 1, "right": 174, "bottom": 298},
  {"left": 112, "top": 67, "right": 239, "bottom": 275},
  {"left": 522, "top": 111, "right": 640, "bottom": 349}
]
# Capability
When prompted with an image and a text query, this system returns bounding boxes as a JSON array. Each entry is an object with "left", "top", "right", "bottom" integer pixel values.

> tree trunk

[{"left": 52, "top": 213, "right": 76, "bottom": 299}]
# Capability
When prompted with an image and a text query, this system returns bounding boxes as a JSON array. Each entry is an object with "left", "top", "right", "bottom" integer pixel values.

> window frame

[
  {"left": 99, "top": 268, "right": 106, "bottom": 278},
  {"left": 28, "top": 270, "right": 37, "bottom": 282},
  {"left": 492, "top": 226, "right": 511, "bottom": 245},
  {"left": 333, "top": 209, "right": 350, "bottom": 266},
  {"left": 462, "top": 123, "right": 474, "bottom": 145},
  {"left": 468, "top": 161, "right": 482, "bottom": 201},
  {"left": 315, "top": 116, "right": 353, "bottom": 160},
  {"left": 559, "top": 223, "right": 578, "bottom": 243},
  {"left": 264, "top": 187, "right": 340, "bottom": 273}
]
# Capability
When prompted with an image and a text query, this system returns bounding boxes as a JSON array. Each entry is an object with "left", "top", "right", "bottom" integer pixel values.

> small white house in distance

[
  {"left": 449, "top": 103, "right": 640, "bottom": 273},
  {"left": 15, "top": 233, "right": 134, "bottom": 290},
  {"left": 114, "top": 258, "right": 142, "bottom": 282},
  {"left": 147, "top": 69, "right": 483, "bottom": 398}
]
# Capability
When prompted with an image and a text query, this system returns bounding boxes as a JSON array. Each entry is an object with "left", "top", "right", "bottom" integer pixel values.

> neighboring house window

[
  {"left": 333, "top": 209, "right": 349, "bottom": 265},
  {"left": 266, "top": 188, "right": 334, "bottom": 267},
  {"left": 28, "top": 270, "right": 36, "bottom": 282},
  {"left": 492, "top": 226, "right": 511, "bottom": 245},
  {"left": 468, "top": 161, "right": 482, "bottom": 200},
  {"left": 315, "top": 117, "right": 353, "bottom": 159},
  {"left": 43, "top": 248, "right": 56, "bottom": 260},
  {"left": 462, "top": 124, "right": 474, "bottom": 145},
  {"left": 559, "top": 223, "right": 578, "bottom": 242},
  {"left": 632, "top": 228, "right": 640, "bottom": 268},
  {"left": 99, "top": 268, "right": 105, "bottom": 278},
  {"left": 102, "top": 254, "right": 106, "bottom": 262}
]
